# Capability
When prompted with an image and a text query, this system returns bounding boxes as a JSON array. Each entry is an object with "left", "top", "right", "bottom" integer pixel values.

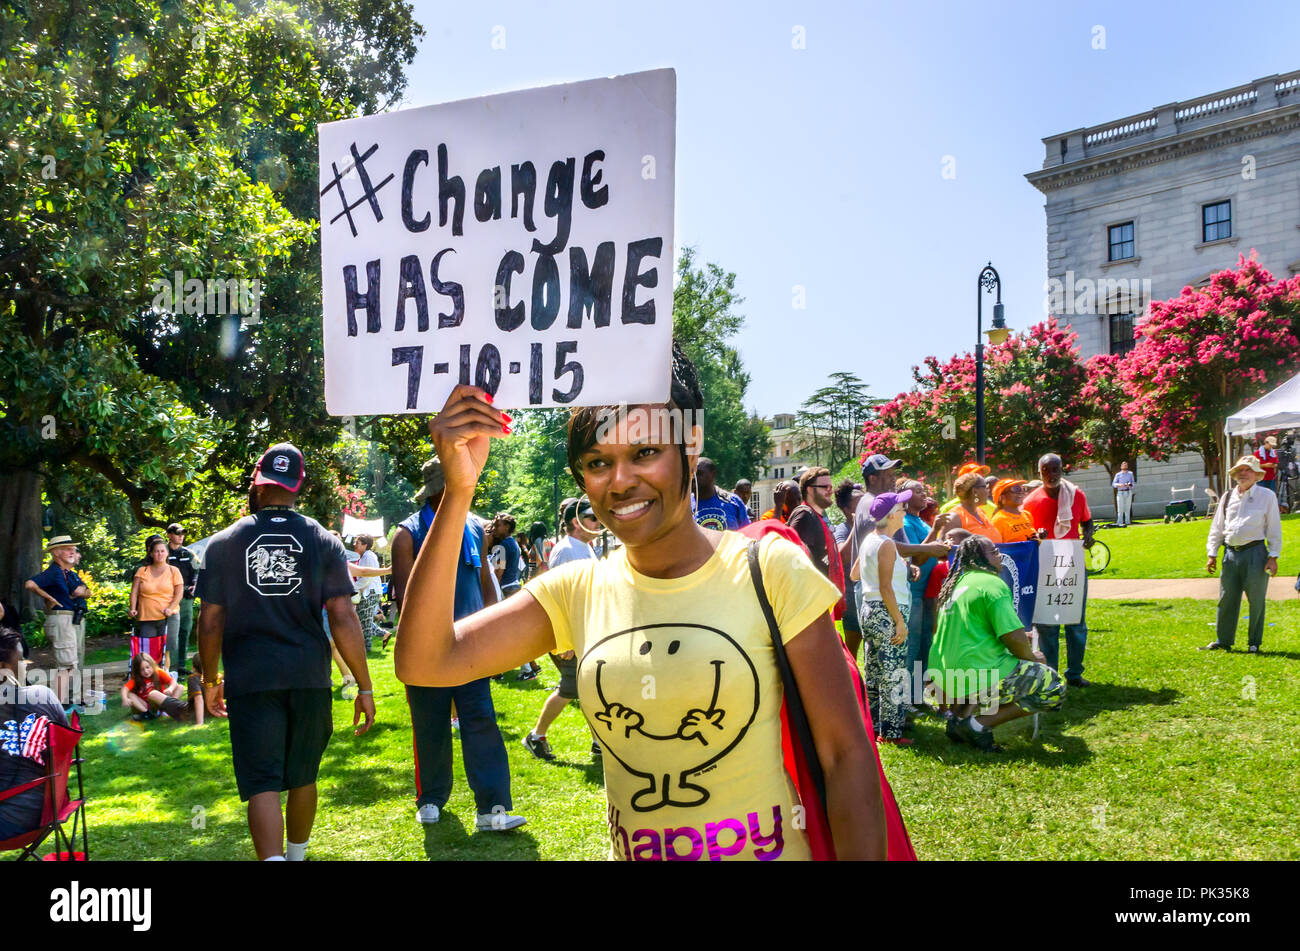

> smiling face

[
  {"left": 581, "top": 623, "right": 759, "bottom": 811},
  {"left": 576, "top": 407, "right": 701, "bottom": 550},
  {"left": 1039, "top": 457, "right": 1063, "bottom": 488}
]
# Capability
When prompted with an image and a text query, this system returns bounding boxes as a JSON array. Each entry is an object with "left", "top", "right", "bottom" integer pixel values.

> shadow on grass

[
  {"left": 420, "top": 808, "right": 541, "bottom": 860},
  {"left": 905, "top": 681, "right": 1181, "bottom": 768}
]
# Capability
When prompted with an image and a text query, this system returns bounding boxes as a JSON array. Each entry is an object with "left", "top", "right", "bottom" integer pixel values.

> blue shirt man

[
  {"left": 692, "top": 456, "right": 751, "bottom": 531},
  {"left": 395, "top": 458, "right": 522, "bottom": 831}
]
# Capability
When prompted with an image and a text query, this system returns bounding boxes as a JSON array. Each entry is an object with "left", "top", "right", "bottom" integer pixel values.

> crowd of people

[{"left": 2, "top": 340, "right": 1293, "bottom": 862}]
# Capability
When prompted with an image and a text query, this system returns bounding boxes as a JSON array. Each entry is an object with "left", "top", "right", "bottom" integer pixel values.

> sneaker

[
  {"left": 516, "top": 667, "right": 539, "bottom": 682},
  {"left": 523, "top": 732, "right": 555, "bottom": 761},
  {"left": 944, "top": 715, "right": 967, "bottom": 745},
  {"left": 476, "top": 812, "right": 527, "bottom": 832},
  {"left": 959, "top": 717, "right": 1002, "bottom": 753},
  {"left": 591, "top": 740, "right": 603, "bottom": 759},
  {"left": 416, "top": 803, "right": 440, "bottom": 824},
  {"left": 1247, "top": 645, "right": 1261, "bottom": 654},
  {"left": 1199, "top": 641, "right": 1231, "bottom": 651}
]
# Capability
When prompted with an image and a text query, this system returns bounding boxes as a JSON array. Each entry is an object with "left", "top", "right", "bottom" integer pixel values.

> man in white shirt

[
  {"left": 522, "top": 496, "right": 602, "bottom": 763},
  {"left": 1202, "top": 456, "right": 1282, "bottom": 654},
  {"left": 1111, "top": 461, "right": 1135, "bottom": 527}
]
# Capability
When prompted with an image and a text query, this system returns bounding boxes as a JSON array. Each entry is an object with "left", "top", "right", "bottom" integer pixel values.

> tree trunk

[{"left": 0, "top": 469, "right": 45, "bottom": 622}]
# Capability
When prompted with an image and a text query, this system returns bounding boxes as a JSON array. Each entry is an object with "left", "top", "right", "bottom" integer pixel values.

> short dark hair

[
  {"left": 0, "top": 627, "right": 22, "bottom": 668},
  {"left": 495, "top": 513, "right": 517, "bottom": 533},
  {"left": 834, "top": 478, "right": 859, "bottom": 509},
  {"left": 798, "top": 467, "right": 830, "bottom": 498},
  {"left": 567, "top": 338, "right": 703, "bottom": 498},
  {"left": 355, "top": 533, "right": 374, "bottom": 551},
  {"left": 696, "top": 457, "right": 716, "bottom": 475}
]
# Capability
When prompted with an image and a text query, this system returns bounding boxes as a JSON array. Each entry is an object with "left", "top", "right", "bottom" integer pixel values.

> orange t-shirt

[
  {"left": 125, "top": 667, "right": 173, "bottom": 700},
  {"left": 134, "top": 564, "right": 183, "bottom": 621},
  {"left": 990, "top": 509, "right": 1036, "bottom": 542},
  {"left": 955, "top": 505, "right": 1003, "bottom": 543}
]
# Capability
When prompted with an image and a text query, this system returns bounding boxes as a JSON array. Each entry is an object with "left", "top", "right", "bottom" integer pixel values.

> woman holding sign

[{"left": 396, "top": 343, "right": 884, "bottom": 861}]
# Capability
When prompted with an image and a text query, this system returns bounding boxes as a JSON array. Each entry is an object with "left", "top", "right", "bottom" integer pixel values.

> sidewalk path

[{"left": 1090, "top": 577, "right": 1299, "bottom": 600}]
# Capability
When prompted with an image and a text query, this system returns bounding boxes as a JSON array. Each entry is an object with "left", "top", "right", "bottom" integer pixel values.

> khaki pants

[{"left": 45, "top": 610, "right": 85, "bottom": 670}]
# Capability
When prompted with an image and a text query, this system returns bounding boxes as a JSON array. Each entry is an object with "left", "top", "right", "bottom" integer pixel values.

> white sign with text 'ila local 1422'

[
  {"left": 318, "top": 68, "right": 676, "bottom": 414},
  {"left": 1032, "top": 539, "right": 1085, "bottom": 626}
]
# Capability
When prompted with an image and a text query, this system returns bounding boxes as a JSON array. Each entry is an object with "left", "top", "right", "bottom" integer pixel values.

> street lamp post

[{"left": 976, "top": 263, "right": 1010, "bottom": 465}]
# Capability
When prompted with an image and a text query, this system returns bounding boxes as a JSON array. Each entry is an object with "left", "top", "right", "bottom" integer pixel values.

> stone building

[
  {"left": 751, "top": 413, "right": 812, "bottom": 518},
  {"left": 1025, "top": 70, "right": 1300, "bottom": 519}
]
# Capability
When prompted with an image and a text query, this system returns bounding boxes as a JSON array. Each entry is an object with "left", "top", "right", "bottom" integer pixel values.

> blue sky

[{"left": 399, "top": 0, "right": 1300, "bottom": 418}]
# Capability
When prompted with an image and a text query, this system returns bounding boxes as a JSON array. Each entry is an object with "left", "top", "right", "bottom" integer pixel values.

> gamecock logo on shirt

[{"left": 245, "top": 534, "right": 303, "bottom": 596}]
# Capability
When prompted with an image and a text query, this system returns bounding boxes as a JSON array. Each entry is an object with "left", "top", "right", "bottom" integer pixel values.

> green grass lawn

[
  {"left": 50, "top": 598, "right": 1300, "bottom": 861},
  {"left": 1091, "top": 512, "right": 1300, "bottom": 579}
]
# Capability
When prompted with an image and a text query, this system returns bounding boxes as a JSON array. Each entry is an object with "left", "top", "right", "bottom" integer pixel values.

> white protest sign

[
  {"left": 318, "top": 69, "right": 676, "bottom": 414},
  {"left": 1032, "top": 539, "right": 1085, "bottom": 625}
]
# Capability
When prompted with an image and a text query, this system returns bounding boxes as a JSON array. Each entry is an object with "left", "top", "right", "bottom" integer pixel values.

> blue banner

[{"left": 995, "top": 541, "right": 1040, "bottom": 630}]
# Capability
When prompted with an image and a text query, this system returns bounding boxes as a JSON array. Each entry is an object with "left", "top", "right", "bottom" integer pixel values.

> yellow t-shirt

[{"left": 524, "top": 530, "right": 840, "bottom": 862}]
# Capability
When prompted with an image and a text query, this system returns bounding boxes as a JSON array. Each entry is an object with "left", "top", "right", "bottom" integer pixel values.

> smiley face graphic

[{"left": 579, "top": 623, "right": 759, "bottom": 812}]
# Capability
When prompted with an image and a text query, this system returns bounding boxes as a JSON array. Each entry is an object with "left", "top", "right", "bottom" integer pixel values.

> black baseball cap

[
  {"left": 562, "top": 495, "right": 596, "bottom": 525},
  {"left": 254, "top": 442, "right": 305, "bottom": 493}
]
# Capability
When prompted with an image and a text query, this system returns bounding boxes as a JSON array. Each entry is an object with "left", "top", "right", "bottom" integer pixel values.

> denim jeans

[
  {"left": 1035, "top": 571, "right": 1088, "bottom": 680},
  {"left": 165, "top": 599, "right": 195, "bottom": 670},
  {"left": 904, "top": 596, "right": 935, "bottom": 703},
  {"left": 406, "top": 679, "right": 513, "bottom": 815}
]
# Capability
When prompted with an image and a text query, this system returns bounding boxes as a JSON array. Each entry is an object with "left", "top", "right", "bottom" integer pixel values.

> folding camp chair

[{"left": 0, "top": 712, "right": 88, "bottom": 861}]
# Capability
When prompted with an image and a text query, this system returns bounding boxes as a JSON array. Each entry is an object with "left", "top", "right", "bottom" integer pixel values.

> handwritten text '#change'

[{"left": 338, "top": 144, "right": 664, "bottom": 340}]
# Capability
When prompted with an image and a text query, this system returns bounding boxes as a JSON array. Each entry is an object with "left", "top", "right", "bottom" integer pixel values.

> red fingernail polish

[
  {"left": 502, "top": 412, "right": 513, "bottom": 423},
  {"left": 503, "top": 424, "right": 511, "bottom": 434},
  {"left": 484, "top": 393, "right": 494, "bottom": 404}
]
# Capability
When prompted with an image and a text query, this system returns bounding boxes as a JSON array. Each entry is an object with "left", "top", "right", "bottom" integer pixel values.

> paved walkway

[{"left": 1090, "top": 577, "right": 1299, "bottom": 600}]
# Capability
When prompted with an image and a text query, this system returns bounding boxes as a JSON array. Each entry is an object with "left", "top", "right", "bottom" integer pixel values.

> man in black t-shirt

[{"left": 197, "top": 442, "right": 376, "bottom": 861}]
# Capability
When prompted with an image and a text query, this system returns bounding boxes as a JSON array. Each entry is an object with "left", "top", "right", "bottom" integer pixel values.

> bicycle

[{"left": 1085, "top": 537, "right": 1111, "bottom": 574}]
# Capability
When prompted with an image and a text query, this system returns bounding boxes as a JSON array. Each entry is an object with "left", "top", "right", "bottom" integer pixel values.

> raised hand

[{"left": 426, "top": 384, "right": 512, "bottom": 495}]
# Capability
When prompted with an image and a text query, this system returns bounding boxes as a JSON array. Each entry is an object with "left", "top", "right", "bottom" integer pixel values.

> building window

[
  {"left": 1109, "top": 313, "right": 1135, "bottom": 356},
  {"left": 1202, "top": 200, "right": 1231, "bottom": 242},
  {"left": 1108, "top": 222, "right": 1134, "bottom": 261}
]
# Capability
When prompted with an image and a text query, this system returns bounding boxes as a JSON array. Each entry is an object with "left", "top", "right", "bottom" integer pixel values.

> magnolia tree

[{"left": 1119, "top": 256, "right": 1300, "bottom": 494}]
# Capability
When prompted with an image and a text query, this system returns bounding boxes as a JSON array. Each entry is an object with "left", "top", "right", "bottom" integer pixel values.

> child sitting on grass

[
  {"left": 156, "top": 654, "right": 206, "bottom": 725},
  {"left": 120, "top": 653, "right": 206, "bottom": 725},
  {"left": 121, "top": 652, "right": 180, "bottom": 720}
]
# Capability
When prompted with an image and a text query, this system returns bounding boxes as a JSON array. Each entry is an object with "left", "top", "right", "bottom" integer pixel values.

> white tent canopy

[
  {"left": 1225, "top": 371, "right": 1300, "bottom": 437},
  {"left": 341, "top": 515, "right": 387, "bottom": 547}
]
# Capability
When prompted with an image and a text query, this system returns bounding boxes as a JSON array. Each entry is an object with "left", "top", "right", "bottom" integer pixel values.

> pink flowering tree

[
  {"left": 984, "top": 316, "right": 1089, "bottom": 476},
  {"left": 860, "top": 319, "right": 1087, "bottom": 495},
  {"left": 1079, "top": 352, "right": 1150, "bottom": 511},
  {"left": 1119, "top": 255, "right": 1300, "bottom": 494},
  {"left": 860, "top": 354, "right": 980, "bottom": 496}
]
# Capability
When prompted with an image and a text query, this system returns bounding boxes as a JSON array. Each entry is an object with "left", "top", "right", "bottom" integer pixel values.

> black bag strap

[{"left": 746, "top": 538, "right": 828, "bottom": 811}]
